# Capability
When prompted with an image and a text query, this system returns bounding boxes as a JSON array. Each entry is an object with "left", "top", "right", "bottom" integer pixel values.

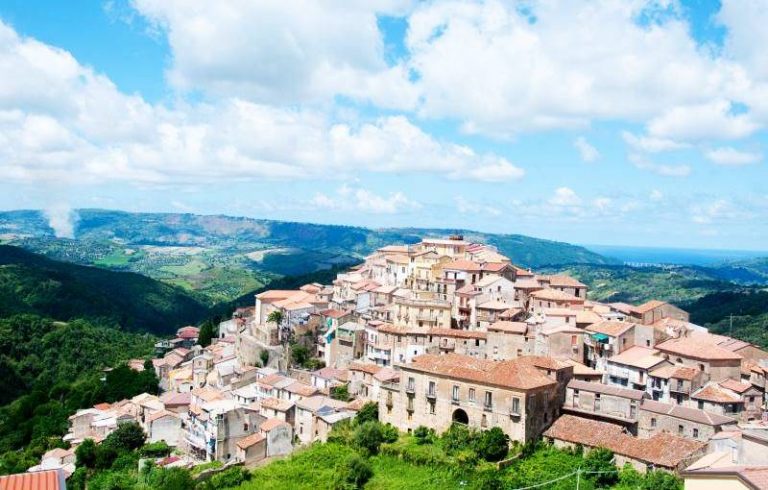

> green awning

[{"left": 591, "top": 333, "right": 609, "bottom": 342}]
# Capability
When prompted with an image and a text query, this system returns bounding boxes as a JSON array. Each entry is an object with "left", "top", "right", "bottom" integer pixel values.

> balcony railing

[
  {"left": 483, "top": 403, "right": 493, "bottom": 412},
  {"left": 406, "top": 384, "right": 416, "bottom": 394},
  {"left": 426, "top": 390, "right": 437, "bottom": 399}
]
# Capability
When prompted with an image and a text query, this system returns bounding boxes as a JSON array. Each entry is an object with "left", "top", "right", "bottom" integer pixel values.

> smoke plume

[{"left": 44, "top": 203, "right": 79, "bottom": 239}]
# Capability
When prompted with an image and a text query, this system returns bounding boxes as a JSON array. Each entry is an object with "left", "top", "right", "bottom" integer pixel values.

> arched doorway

[{"left": 452, "top": 408, "right": 469, "bottom": 425}]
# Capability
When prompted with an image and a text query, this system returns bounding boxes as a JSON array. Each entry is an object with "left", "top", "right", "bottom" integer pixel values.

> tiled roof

[
  {"left": 427, "top": 328, "right": 487, "bottom": 340},
  {"left": 656, "top": 334, "right": 742, "bottom": 361},
  {"left": 692, "top": 383, "right": 742, "bottom": 403},
  {"left": 236, "top": 432, "right": 266, "bottom": 450},
  {"left": 544, "top": 415, "right": 706, "bottom": 469},
  {"left": 0, "top": 470, "right": 65, "bottom": 490},
  {"left": 320, "top": 309, "right": 351, "bottom": 319},
  {"left": 683, "top": 464, "right": 768, "bottom": 489},
  {"left": 608, "top": 346, "right": 666, "bottom": 370},
  {"left": 640, "top": 399, "right": 736, "bottom": 426},
  {"left": 538, "top": 274, "right": 587, "bottom": 288},
  {"left": 567, "top": 379, "right": 647, "bottom": 400},
  {"left": 261, "top": 397, "right": 295, "bottom": 412},
  {"left": 649, "top": 364, "right": 698, "bottom": 381},
  {"left": 405, "top": 353, "right": 556, "bottom": 390},
  {"left": 260, "top": 418, "right": 290, "bottom": 432},
  {"left": 719, "top": 378, "right": 754, "bottom": 394},
  {"left": 442, "top": 259, "right": 482, "bottom": 272},
  {"left": 488, "top": 321, "right": 528, "bottom": 334},
  {"left": 632, "top": 300, "right": 668, "bottom": 314},
  {"left": 477, "top": 300, "right": 516, "bottom": 311},
  {"left": 530, "top": 288, "right": 582, "bottom": 302},
  {"left": 586, "top": 320, "right": 636, "bottom": 337}
]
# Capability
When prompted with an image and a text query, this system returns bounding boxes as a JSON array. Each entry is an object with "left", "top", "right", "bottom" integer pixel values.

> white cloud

[
  {"left": 691, "top": 199, "right": 742, "bottom": 224},
  {"left": 621, "top": 131, "right": 689, "bottom": 153},
  {"left": 0, "top": 21, "right": 520, "bottom": 186},
  {"left": 574, "top": 137, "right": 599, "bottom": 163},
  {"left": 311, "top": 185, "right": 420, "bottom": 214},
  {"left": 130, "top": 0, "right": 418, "bottom": 108},
  {"left": 548, "top": 187, "right": 582, "bottom": 207},
  {"left": 649, "top": 190, "right": 664, "bottom": 202},
  {"left": 405, "top": 1, "right": 753, "bottom": 136},
  {"left": 455, "top": 196, "right": 502, "bottom": 216},
  {"left": 704, "top": 147, "right": 762, "bottom": 166},
  {"left": 629, "top": 153, "right": 691, "bottom": 177},
  {"left": 647, "top": 100, "right": 760, "bottom": 141}
]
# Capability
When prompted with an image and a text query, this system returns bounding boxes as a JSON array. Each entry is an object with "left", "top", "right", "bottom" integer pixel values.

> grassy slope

[{"left": 0, "top": 245, "right": 209, "bottom": 335}]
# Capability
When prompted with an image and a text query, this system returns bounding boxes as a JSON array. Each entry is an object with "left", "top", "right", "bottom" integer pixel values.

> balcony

[
  {"left": 426, "top": 390, "right": 437, "bottom": 400},
  {"left": 451, "top": 397, "right": 460, "bottom": 406},
  {"left": 483, "top": 403, "right": 493, "bottom": 412},
  {"left": 406, "top": 384, "right": 416, "bottom": 394}
]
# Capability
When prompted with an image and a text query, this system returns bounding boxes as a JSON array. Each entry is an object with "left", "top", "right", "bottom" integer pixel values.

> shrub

[
  {"left": 75, "top": 438, "right": 97, "bottom": 468},
  {"left": 353, "top": 421, "right": 384, "bottom": 455},
  {"left": 583, "top": 447, "right": 618, "bottom": 487},
  {"left": 139, "top": 441, "right": 171, "bottom": 458},
  {"left": 335, "top": 453, "right": 372, "bottom": 489},
  {"left": 473, "top": 427, "right": 509, "bottom": 462},
  {"left": 330, "top": 384, "right": 350, "bottom": 402},
  {"left": 413, "top": 426, "right": 436, "bottom": 445},
  {"left": 381, "top": 423, "right": 399, "bottom": 443},
  {"left": 355, "top": 402, "right": 379, "bottom": 425},
  {"left": 103, "top": 422, "right": 146, "bottom": 452}
]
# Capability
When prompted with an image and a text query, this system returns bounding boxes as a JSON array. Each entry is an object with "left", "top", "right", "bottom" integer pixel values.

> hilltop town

[{"left": 35, "top": 236, "right": 768, "bottom": 487}]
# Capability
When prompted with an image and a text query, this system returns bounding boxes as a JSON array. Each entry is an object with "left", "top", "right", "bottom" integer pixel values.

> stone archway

[{"left": 452, "top": 408, "right": 469, "bottom": 425}]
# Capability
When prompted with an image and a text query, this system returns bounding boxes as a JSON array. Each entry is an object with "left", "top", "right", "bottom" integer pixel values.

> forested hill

[{"left": 0, "top": 245, "right": 209, "bottom": 334}]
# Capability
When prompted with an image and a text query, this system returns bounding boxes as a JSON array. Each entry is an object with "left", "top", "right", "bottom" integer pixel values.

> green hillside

[
  {"left": 0, "top": 245, "right": 209, "bottom": 334},
  {"left": 0, "top": 209, "right": 616, "bottom": 302}
]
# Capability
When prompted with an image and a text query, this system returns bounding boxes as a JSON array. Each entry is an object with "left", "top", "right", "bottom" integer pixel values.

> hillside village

[{"left": 36, "top": 236, "right": 768, "bottom": 487}]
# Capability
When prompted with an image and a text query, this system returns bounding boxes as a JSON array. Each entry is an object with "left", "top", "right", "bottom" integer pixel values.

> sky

[{"left": 0, "top": 0, "right": 767, "bottom": 250}]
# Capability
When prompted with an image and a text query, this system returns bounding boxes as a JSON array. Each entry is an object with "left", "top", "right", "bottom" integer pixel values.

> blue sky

[{"left": 0, "top": 0, "right": 767, "bottom": 250}]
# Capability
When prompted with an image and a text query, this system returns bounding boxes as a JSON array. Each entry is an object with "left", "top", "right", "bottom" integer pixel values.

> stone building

[{"left": 379, "top": 353, "right": 572, "bottom": 442}]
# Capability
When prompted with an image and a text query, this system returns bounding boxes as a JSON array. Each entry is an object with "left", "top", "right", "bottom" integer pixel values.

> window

[
  {"left": 571, "top": 335, "right": 577, "bottom": 346},
  {"left": 645, "top": 339, "right": 651, "bottom": 347},
  {"left": 512, "top": 397, "right": 520, "bottom": 415},
  {"left": 484, "top": 391, "right": 493, "bottom": 409},
  {"left": 429, "top": 401, "right": 435, "bottom": 414},
  {"left": 622, "top": 338, "right": 627, "bottom": 346},
  {"left": 452, "top": 385, "right": 460, "bottom": 402},
  {"left": 594, "top": 394, "right": 601, "bottom": 411},
  {"left": 693, "top": 428, "right": 699, "bottom": 438},
  {"left": 428, "top": 381, "right": 436, "bottom": 396},
  {"left": 629, "top": 401, "right": 637, "bottom": 419},
  {"left": 243, "top": 423, "right": 249, "bottom": 431},
  {"left": 469, "top": 388, "right": 476, "bottom": 402},
  {"left": 698, "top": 400, "right": 704, "bottom": 410},
  {"left": 407, "top": 377, "right": 415, "bottom": 392},
  {"left": 481, "top": 414, "right": 488, "bottom": 427},
  {"left": 651, "top": 417, "right": 657, "bottom": 428},
  {"left": 573, "top": 390, "right": 580, "bottom": 408},
  {"left": 678, "top": 425, "right": 684, "bottom": 435},
  {"left": 699, "top": 364, "right": 705, "bottom": 372}
]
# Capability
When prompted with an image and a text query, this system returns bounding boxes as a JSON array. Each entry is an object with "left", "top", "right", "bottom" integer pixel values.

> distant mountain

[
  {"left": 0, "top": 245, "right": 209, "bottom": 334},
  {"left": 0, "top": 209, "right": 617, "bottom": 302}
]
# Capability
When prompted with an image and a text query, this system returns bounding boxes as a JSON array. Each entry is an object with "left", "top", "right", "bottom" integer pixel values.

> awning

[{"left": 591, "top": 333, "right": 609, "bottom": 342}]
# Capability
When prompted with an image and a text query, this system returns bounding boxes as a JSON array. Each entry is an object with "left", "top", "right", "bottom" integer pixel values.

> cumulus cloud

[
  {"left": 704, "top": 147, "right": 762, "bottom": 166},
  {"left": 574, "top": 137, "right": 599, "bottom": 163},
  {"left": 621, "top": 131, "right": 689, "bottom": 153},
  {"left": 0, "top": 20, "right": 520, "bottom": 186},
  {"left": 548, "top": 187, "right": 582, "bottom": 207},
  {"left": 311, "top": 185, "right": 420, "bottom": 215},
  {"left": 455, "top": 196, "right": 502, "bottom": 216},
  {"left": 629, "top": 153, "right": 691, "bottom": 177}
]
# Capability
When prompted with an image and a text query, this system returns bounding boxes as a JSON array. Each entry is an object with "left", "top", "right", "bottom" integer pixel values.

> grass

[
  {"left": 365, "top": 455, "right": 464, "bottom": 489},
  {"left": 159, "top": 260, "right": 209, "bottom": 276}
]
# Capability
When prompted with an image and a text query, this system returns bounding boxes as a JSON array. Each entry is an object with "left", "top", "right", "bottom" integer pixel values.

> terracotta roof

[
  {"left": 586, "top": 320, "right": 636, "bottom": 337},
  {"left": 344, "top": 398, "right": 369, "bottom": 411},
  {"left": 692, "top": 383, "right": 742, "bottom": 403},
  {"left": 482, "top": 262, "right": 511, "bottom": 273},
  {"left": 649, "top": 364, "right": 698, "bottom": 381},
  {"left": 488, "top": 321, "right": 528, "bottom": 334},
  {"left": 477, "top": 300, "right": 515, "bottom": 311},
  {"left": 283, "top": 382, "right": 318, "bottom": 397},
  {"left": 544, "top": 415, "right": 706, "bottom": 469},
  {"left": 567, "top": 379, "right": 647, "bottom": 400},
  {"left": 385, "top": 254, "right": 410, "bottom": 265},
  {"left": 632, "top": 300, "right": 668, "bottom": 314},
  {"left": 656, "top": 335, "right": 743, "bottom": 361},
  {"left": 148, "top": 410, "right": 178, "bottom": 423},
  {"left": 608, "top": 346, "right": 667, "bottom": 370},
  {"left": 576, "top": 310, "right": 603, "bottom": 325},
  {"left": 93, "top": 402, "right": 111, "bottom": 411},
  {"left": 442, "top": 259, "right": 482, "bottom": 272},
  {"left": 256, "top": 290, "right": 301, "bottom": 300},
  {"left": 260, "top": 418, "right": 290, "bottom": 432},
  {"left": 0, "top": 470, "right": 65, "bottom": 490},
  {"left": 499, "top": 307, "right": 524, "bottom": 319},
  {"left": 236, "top": 432, "right": 266, "bottom": 450},
  {"left": 373, "top": 367, "right": 399, "bottom": 383},
  {"left": 640, "top": 399, "right": 736, "bottom": 426},
  {"left": 427, "top": 328, "right": 487, "bottom": 340},
  {"left": 320, "top": 309, "right": 351, "bottom": 319},
  {"left": 349, "top": 362, "right": 383, "bottom": 375},
  {"left": 261, "top": 397, "right": 295, "bottom": 412},
  {"left": 160, "top": 391, "right": 192, "bottom": 406},
  {"left": 176, "top": 326, "right": 199, "bottom": 339},
  {"left": 719, "top": 378, "right": 754, "bottom": 394},
  {"left": 405, "top": 353, "right": 556, "bottom": 391},
  {"left": 539, "top": 274, "right": 587, "bottom": 288},
  {"left": 530, "top": 288, "right": 582, "bottom": 302}
]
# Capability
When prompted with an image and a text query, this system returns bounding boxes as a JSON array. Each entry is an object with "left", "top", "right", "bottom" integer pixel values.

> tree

[
  {"left": 146, "top": 467, "right": 196, "bottom": 490},
  {"left": 291, "top": 344, "right": 310, "bottom": 367},
  {"left": 267, "top": 310, "right": 284, "bottom": 325},
  {"left": 473, "top": 427, "right": 509, "bottom": 462},
  {"left": 355, "top": 402, "right": 379, "bottom": 425},
  {"left": 413, "top": 426, "right": 436, "bottom": 445},
  {"left": 353, "top": 421, "right": 384, "bottom": 455},
  {"left": 336, "top": 454, "right": 372, "bottom": 489},
  {"left": 75, "top": 438, "right": 97, "bottom": 468},
  {"left": 259, "top": 350, "right": 270, "bottom": 367},
  {"left": 198, "top": 319, "right": 217, "bottom": 348},
  {"left": 330, "top": 384, "right": 350, "bottom": 402},
  {"left": 103, "top": 422, "right": 146, "bottom": 452},
  {"left": 583, "top": 447, "right": 619, "bottom": 487}
]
